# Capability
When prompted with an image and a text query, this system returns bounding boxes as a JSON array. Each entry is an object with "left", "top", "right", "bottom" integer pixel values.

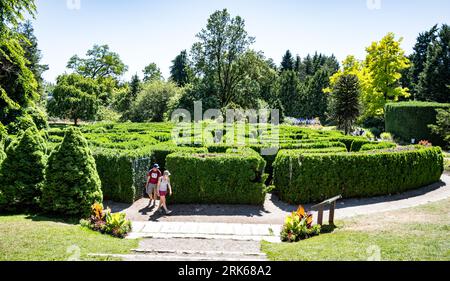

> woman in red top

[{"left": 146, "top": 164, "right": 161, "bottom": 208}]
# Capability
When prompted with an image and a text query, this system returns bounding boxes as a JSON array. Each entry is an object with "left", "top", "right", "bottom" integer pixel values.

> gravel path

[{"left": 106, "top": 174, "right": 450, "bottom": 224}]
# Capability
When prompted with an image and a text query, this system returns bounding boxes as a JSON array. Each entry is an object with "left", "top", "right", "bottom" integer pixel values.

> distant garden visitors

[
  {"left": 157, "top": 170, "right": 173, "bottom": 215},
  {"left": 146, "top": 164, "right": 162, "bottom": 208}
]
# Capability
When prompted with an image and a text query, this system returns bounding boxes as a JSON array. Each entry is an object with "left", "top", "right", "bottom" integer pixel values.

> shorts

[
  {"left": 159, "top": 191, "right": 167, "bottom": 197},
  {"left": 146, "top": 183, "right": 157, "bottom": 195}
]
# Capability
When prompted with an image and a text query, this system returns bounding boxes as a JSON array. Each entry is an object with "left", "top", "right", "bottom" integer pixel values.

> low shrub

[
  {"left": 166, "top": 151, "right": 267, "bottom": 204},
  {"left": 280, "top": 206, "right": 321, "bottom": 243},
  {"left": 274, "top": 147, "right": 443, "bottom": 204},
  {"left": 80, "top": 202, "right": 132, "bottom": 238},
  {"left": 380, "top": 132, "right": 393, "bottom": 141},
  {"left": 41, "top": 127, "right": 103, "bottom": 217}
]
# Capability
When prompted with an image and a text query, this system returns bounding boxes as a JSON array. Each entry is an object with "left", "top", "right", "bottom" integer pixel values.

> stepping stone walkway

[{"left": 128, "top": 221, "right": 281, "bottom": 242}]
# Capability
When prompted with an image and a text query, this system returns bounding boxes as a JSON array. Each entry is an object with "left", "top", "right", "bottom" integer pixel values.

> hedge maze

[{"left": 44, "top": 122, "right": 445, "bottom": 205}]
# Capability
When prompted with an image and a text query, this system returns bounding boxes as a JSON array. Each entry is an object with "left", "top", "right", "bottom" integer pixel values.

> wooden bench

[{"left": 311, "top": 195, "right": 342, "bottom": 226}]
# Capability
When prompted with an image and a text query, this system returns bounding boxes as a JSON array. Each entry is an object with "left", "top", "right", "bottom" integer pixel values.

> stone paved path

[
  {"left": 100, "top": 174, "right": 450, "bottom": 261},
  {"left": 108, "top": 174, "right": 450, "bottom": 224}
]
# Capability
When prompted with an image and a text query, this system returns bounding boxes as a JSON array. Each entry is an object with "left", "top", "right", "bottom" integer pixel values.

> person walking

[
  {"left": 146, "top": 164, "right": 161, "bottom": 208},
  {"left": 156, "top": 170, "right": 173, "bottom": 215}
]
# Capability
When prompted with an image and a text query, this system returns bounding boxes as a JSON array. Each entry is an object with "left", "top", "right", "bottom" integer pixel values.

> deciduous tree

[
  {"left": 67, "top": 44, "right": 128, "bottom": 80},
  {"left": 47, "top": 74, "right": 100, "bottom": 125}
]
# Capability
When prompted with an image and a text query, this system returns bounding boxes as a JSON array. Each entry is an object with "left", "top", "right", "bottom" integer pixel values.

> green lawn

[
  {"left": 0, "top": 215, "right": 139, "bottom": 261},
  {"left": 262, "top": 199, "right": 450, "bottom": 261}
]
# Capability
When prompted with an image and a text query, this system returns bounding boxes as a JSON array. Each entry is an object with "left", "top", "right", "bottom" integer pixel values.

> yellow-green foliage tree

[
  {"left": 363, "top": 33, "right": 411, "bottom": 118},
  {"left": 326, "top": 34, "right": 410, "bottom": 121}
]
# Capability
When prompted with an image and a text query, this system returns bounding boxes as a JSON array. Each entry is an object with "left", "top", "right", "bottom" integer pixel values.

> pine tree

[
  {"left": 0, "top": 126, "right": 47, "bottom": 211},
  {"left": 328, "top": 74, "right": 361, "bottom": 135},
  {"left": 170, "top": 50, "right": 191, "bottom": 86},
  {"left": 41, "top": 127, "right": 102, "bottom": 217},
  {"left": 280, "top": 50, "right": 295, "bottom": 72},
  {"left": 417, "top": 25, "right": 450, "bottom": 103}
]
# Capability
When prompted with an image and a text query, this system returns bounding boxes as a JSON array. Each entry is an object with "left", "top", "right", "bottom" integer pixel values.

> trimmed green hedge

[
  {"left": 93, "top": 146, "right": 207, "bottom": 203},
  {"left": 360, "top": 142, "right": 397, "bottom": 151},
  {"left": 166, "top": 151, "right": 267, "bottom": 205},
  {"left": 385, "top": 102, "right": 450, "bottom": 146},
  {"left": 274, "top": 147, "right": 444, "bottom": 204}
]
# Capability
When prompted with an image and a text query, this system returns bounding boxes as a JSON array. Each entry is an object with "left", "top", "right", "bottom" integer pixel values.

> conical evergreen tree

[
  {"left": 328, "top": 74, "right": 361, "bottom": 135},
  {"left": 170, "top": 50, "right": 191, "bottom": 86},
  {"left": 41, "top": 127, "right": 102, "bottom": 217},
  {"left": 409, "top": 25, "right": 438, "bottom": 98},
  {"left": 417, "top": 25, "right": 450, "bottom": 103},
  {"left": 278, "top": 70, "right": 301, "bottom": 117},
  {"left": 0, "top": 126, "right": 47, "bottom": 211},
  {"left": 280, "top": 50, "right": 295, "bottom": 72},
  {"left": 302, "top": 69, "right": 330, "bottom": 121}
]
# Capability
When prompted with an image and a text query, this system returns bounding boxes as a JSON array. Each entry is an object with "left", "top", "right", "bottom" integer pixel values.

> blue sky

[{"left": 30, "top": 0, "right": 450, "bottom": 83}]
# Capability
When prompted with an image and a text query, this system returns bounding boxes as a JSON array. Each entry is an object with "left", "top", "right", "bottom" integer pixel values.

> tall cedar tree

[
  {"left": 301, "top": 69, "right": 331, "bottom": 121},
  {"left": 16, "top": 21, "right": 49, "bottom": 96},
  {"left": 328, "top": 74, "right": 361, "bottom": 135},
  {"left": 417, "top": 25, "right": 450, "bottom": 103},
  {"left": 278, "top": 70, "right": 300, "bottom": 117},
  {"left": 409, "top": 25, "right": 439, "bottom": 99},
  {"left": 0, "top": 126, "right": 47, "bottom": 211},
  {"left": 280, "top": 50, "right": 295, "bottom": 72},
  {"left": 41, "top": 127, "right": 102, "bottom": 217},
  {"left": 170, "top": 50, "right": 191, "bottom": 86}
]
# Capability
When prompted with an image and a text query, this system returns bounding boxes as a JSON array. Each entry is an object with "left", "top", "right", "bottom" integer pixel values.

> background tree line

[{"left": 1, "top": 2, "right": 449, "bottom": 136}]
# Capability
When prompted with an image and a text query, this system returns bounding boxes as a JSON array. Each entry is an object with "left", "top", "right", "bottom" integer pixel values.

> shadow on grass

[
  {"left": 24, "top": 213, "right": 80, "bottom": 225},
  {"left": 321, "top": 224, "right": 338, "bottom": 234}
]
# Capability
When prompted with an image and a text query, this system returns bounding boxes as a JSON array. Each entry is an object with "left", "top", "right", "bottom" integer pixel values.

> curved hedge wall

[
  {"left": 93, "top": 146, "right": 207, "bottom": 203},
  {"left": 166, "top": 150, "right": 267, "bottom": 205},
  {"left": 385, "top": 102, "right": 450, "bottom": 146},
  {"left": 273, "top": 147, "right": 444, "bottom": 204}
]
